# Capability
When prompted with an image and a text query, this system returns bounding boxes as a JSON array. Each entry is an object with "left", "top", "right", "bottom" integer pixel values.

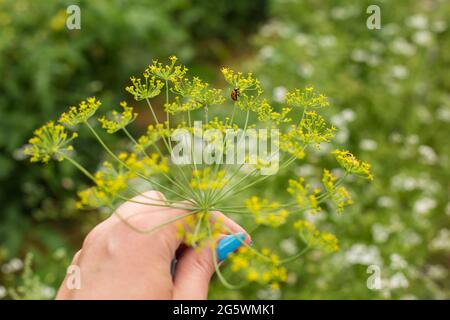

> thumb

[{"left": 172, "top": 232, "right": 247, "bottom": 300}]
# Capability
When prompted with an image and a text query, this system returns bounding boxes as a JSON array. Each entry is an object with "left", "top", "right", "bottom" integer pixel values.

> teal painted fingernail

[{"left": 217, "top": 232, "right": 246, "bottom": 261}]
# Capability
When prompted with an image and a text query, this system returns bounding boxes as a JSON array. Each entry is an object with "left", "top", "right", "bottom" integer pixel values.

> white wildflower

[
  {"left": 406, "top": 14, "right": 428, "bottom": 29},
  {"left": 418, "top": 145, "right": 438, "bottom": 165},
  {"left": 346, "top": 244, "right": 382, "bottom": 266},
  {"left": 413, "top": 197, "right": 437, "bottom": 214},
  {"left": 360, "top": 139, "right": 378, "bottom": 151},
  {"left": 388, "top": 272, "right": 409, "bottom": 289},
  {"left": 430, "top": 229, "right": 450, "bottom": 251},
  {"left": 272, "top": 86, "right": 287, "bottom": 103}
]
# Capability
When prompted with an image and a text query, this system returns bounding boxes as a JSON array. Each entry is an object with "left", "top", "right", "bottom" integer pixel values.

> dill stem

[
  {"left": 121, "top": 127, "right": 197, "bottom": 200},
  {"left": 279, "top": 246, "right": 311, "bottom": 264},
  {"left": 84, "top": 121, "right": 190, "bottom": 201},
  {"left": 64, "top": 156, "right": 95, "bottom": 182}
]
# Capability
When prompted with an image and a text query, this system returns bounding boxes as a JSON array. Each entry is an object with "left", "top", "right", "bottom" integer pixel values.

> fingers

[
  {"left": 173, "top": 212, "right": 251, "bottom": 300},
  {"left": 109, "top": 190, "right": 169, "bottom": 222},
  {"left": 77, "top": 189, "right": 252, "bottom": 300},
  {"left": 172, "top": 243, "right": 215, "bottom": 300},
  {"left": 211, "top": 211, "right": 252, "bottom": 243}
]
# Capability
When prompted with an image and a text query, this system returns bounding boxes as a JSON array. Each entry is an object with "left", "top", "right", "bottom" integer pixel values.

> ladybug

[{"left": 231, "top": 88, "right": 240, "bottom": 101}]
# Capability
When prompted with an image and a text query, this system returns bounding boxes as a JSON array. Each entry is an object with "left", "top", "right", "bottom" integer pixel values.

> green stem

[
  {"left": 279, "top": 246, "right": 311, "bottom": 264},
  {"left": 207, "top": 220, "right": 245, "bottom": 290},
  {"left": 84, "top": 121, "right": 189, "bottom": 201},
  {"left": 64, "top": 156, "right": 95, "bottom": 182},
  {"left": 122, "top": 127, "right": 197, "bottom": 200}
]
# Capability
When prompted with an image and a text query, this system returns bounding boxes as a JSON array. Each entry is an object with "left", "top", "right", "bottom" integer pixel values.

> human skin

[{"left": 56, "top": 190, "right": 250, "bottom": 299}]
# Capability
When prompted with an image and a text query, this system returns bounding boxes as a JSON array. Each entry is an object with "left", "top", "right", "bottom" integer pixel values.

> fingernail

[{"left": 217, "top": 232, "right": 246, "bottom": 261}]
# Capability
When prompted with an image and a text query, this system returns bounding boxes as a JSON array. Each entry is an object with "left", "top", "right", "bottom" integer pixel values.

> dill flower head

[
  {"left": 135, "top": 123, "right": 170, "bottom": 152},
  {"left": 165, "top": 77, "right": 225, "bottom": 114},
  {"left": 332, "top": 149, "right": 374, "bottom": 180},
  {"left": 98, "top": 101, "right": 138, "bottom": 134},
  {"left": 146, "top": 56, "right": 187, "bottom": 82},
  {"left": 287, "top": 177, "right": 322, "bottom": 214},
  {"left": 59, "top": 97, "right": 101, "bottom": 127},
  {"left": 25, "top": 56, "right": 374, "bottom": 290},
  {"left": 119, "top": 152, "right": 169, "bottom": 177},
  {"left": 245, "top": 196, "right": 288, "bottom": 227},
  {"left": 322, "top": 169, "right": 353, "bottom": 213},
  {"left": 76, "top": 161, "right": 130, "bottom": 209},
  {"left": 126, "top": 74, "right": 164, "bottom": 101},
  {"left": 278, "top": 110, "right": 336, "bottom": 158},
  {"left": 221, "top": 68, "right": 262, "bottom": 94},
  {"left": 228, "top": 246, "right": 287, "bottom": 289},
  {"left": 24, "top": 121, "right": 77, "bottom": 163},
  {"left": 286, "top": 87, "right": 330, "bottom": 108},
  {"left": 190, "top": 168, "right": 228, "bottom": 191},
  {"left": 294, "top": 220, "right": 339, "bottom": 253}
]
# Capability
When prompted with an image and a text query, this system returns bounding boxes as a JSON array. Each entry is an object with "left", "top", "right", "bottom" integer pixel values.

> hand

[{"left": 56, "top": 190, "right": 251, "bottom": 299}]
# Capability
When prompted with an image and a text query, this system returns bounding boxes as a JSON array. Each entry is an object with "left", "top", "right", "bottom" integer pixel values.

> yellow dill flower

[
  {"left": 203, "top": 117, "right": 240, "bottom": 132},
  {"left": 221, "top": 67, "right": 283, "bottom": 121},
  {"left": 229, "top": 246, "right": 287, "bottom": 288},
  {"left": 76, "top": 161, "right": 130, "bottom": 209},
  {"left": 279, "top": 111, "right": 335, "bottom": 156},
  {"left": 294, "top": 219, "right": 339, "bottom": 253},
  {"left": 221, "top": 68, "right": 262, "bottom": 93},
  {"left": 175, "top": 211, "right": 213, "bottom": 246},
  {"left": 76, "top": 187, "right": 109, "bottom": 209},
  {"left": 146, "top": 56, "right": 187, "bottom": 82},
  {"left": 230, "top": 254, "right": 250, "bottom": 272},
  {"left": 287, "top": 177, "right": 322, "bottom": 213},
  {"left": 135, "top": 123, "right": 170, "bottom": 152},
  {"left": 98, "top": 101, "right": 137, "bottom": 134},
  {"left": 270, "top": 106, "right": 293, "bottom": 124},
  {"left": 49, "top": 10, "right": 66, "bottom": 31},
  {"left": 294, "top": 220, "right": 320, "bottom": 241},
  {"left": 59, "top": 97, "right": 101, "bottom": 127},
  {"left": 308, "top": 192, "right": 321, "bottom": 213},
  {"left": 236, "top": 96, "right": 276, "bottom": 121},
  {"left": 247, "top": 156, "right": 275, "bottom": 172},
  {"left": 245, "top": 196, "right": 288, "bottom": 227},
  {"left": 332, "top": 149, "right": 374, "bottom": 180},
  {"left": 24, "top": 121, "right": 77, "bottom": 163},
  {"left": 190, "top": 168, "right": 228, "bottom": 191},
  {"left": 173, "top": 77, "right": 225, "bottom": 104},
  {"left": 319, "top": 232, "right": 339, "bottom": 253},
  {"left": 126, "top": 73, "right": 164, "bottom": 101},
  {"left": 286, "top": 87, "right": 330, "bottom": 109},
  {"left": 137, "top": 153, "right": 168, "bottom": 176},
  {"left": 322, "top": 169, "right": 353, "bottom": 214},
  {"left": 164, "top": 96, "right": 202, "bottom": 114},
  {"left": 118, "top": 152, "right": 169, "bottom": 177},
  {"left": 246, "top": 269, "right": 260, "bottom": 282},
  {"left": 278, "top": 133, "right": 306, "bottom": 159},
  {"left": 165, "top": 77, "right": 225, "bottom": 114},
  {"left": 94, "top": 162, "right": 128, "bottom": 195},
  {"left": 299, "top": 111, "right": 336, "bottom": 147},
  {"left": 270, "top": 283, "right": 280, "bottom": 291}
]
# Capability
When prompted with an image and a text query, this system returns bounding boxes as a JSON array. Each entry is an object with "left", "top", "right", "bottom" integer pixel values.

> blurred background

[{"left": 0, "top": 0, "right": 449, "bottom": 299}]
